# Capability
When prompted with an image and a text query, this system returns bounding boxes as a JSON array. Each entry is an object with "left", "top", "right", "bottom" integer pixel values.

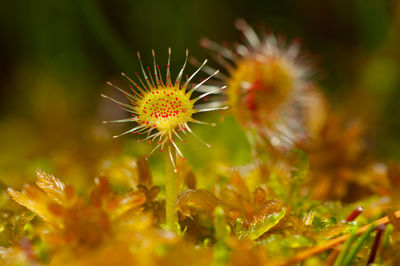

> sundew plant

[
  {"left": 1, "top": 2, "right": 400, "bottom": 266},
  {"left": 200, "top": 19, "right": 325, "bottom": 151},
  {"left": 102, "top": 48, "right": 227, "bottom": 230}
]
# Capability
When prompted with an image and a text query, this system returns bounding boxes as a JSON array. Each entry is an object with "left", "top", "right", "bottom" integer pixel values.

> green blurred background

[{"left": 0, "top": 0, "right": 399, "bottom": 188}]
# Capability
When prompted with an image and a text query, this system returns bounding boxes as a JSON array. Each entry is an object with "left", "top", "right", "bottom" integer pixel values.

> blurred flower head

[{"left": 200, "top": 19, "right": 326, "bottom": 151}]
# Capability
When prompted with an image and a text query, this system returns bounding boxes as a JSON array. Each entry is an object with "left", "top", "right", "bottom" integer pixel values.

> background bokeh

[{"left": 0, "top": 0, "right": 399, "bottom": 189}]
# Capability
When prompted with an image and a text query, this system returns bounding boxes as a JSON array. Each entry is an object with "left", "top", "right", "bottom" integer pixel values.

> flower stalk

[{"left": 165, "top": 143, "right": 178, "bottom": 231}]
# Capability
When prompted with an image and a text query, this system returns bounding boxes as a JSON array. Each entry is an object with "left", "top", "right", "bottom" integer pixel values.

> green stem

[
  {"left": 212, "top": 206, "right": 230, "bottom": 266},
  {"left": 334, "top": 229, "right": 357, "bottom": 266},
  {"left": 342, "top": 223, "right": 375, "bottom": 266},
  {"left": 214, "top": 206, "right": 229, "bottom": 242},
  {"left": 165, "top": 143, "right": 178, "bottom": 231}
]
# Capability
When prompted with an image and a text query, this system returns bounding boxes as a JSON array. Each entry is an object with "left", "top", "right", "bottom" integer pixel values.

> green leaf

[{"left": 239, "top": 208, "right": 286, "bottom": 240}]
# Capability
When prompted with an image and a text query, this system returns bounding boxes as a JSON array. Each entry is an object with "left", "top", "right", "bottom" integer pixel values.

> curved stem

[{"left": 165, "top": 143, "right": 178, "bottom": 231}]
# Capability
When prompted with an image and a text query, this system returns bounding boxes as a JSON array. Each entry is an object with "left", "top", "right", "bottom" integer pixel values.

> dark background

[{"left": 0, "top": 0, "right": 399, "bottom": 187}]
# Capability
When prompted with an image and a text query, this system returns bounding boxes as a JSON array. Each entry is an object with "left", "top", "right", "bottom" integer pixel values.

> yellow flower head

[
  {"left": 200, "top": 19, "right": 326, "bottom": 150},
  {"left": 102, "top": 49, "right": 226, "bottom": 166}
]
